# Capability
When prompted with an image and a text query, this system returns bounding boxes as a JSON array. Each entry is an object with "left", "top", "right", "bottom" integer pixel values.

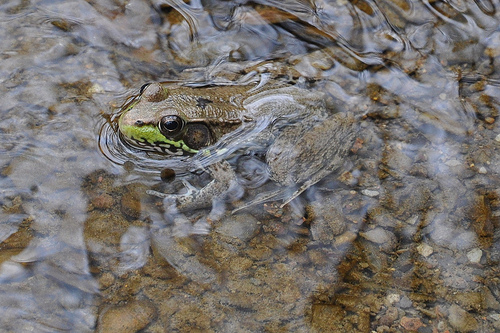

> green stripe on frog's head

[{"left": 118, "top": 115, "right": 199, "bottom": 155}]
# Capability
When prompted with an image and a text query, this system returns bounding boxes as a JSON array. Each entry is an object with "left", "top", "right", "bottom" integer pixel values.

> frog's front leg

[
  {"left": 148, "top": 160, "right": 243, "bottom": 233},
  {"left": 178, "top": 160, "right": 243, "bottom": 214}
]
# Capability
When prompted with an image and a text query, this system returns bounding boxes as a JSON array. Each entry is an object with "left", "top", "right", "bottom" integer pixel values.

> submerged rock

[
  {"left": 97, "top": 300, "right": 157, "bottom": 333},
  {"left": 448, "top": 304, "right": 479, "bottom": 333}
]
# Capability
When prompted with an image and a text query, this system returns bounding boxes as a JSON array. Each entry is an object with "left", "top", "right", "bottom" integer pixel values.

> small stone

[
  {"left": 406, "top": 215, "right": 419, "bottom": 225},
  {"left": 216, "top": 213, "right": 259, "bottom": 241},
  {"left": 485, "top": 288, "right": 500, "bottom": 310},
  {"left": 490, "top": 313, "right": 500, "bottom": 321},
  {"left": 360, "top": 228, "right": 396, "bottom": 249},
  {"left": 89, "top": 83, "right": 105, "bottom": 94},
  {"left": 485, "top": 117, "right": 495, "bottom": 124},
  {"left": 466, "top": 248, "right": 482, "bottom": 263},
  {"left": 445, "top": 159, "right": 461, "bottom": 167},
  {"left": 386, "top": 294, "right": 400, "bottom": 305},
  {"left": 478, "top": 166, "right": 487, "bottom": 174},
  {"left": 311, "top": 304, "right": 346, "bottom": 331},
  {"left": 398, "top": 296, "right": 413, "bottom": 309},
  {"left": 400, "top": 316, "right": 423, "bottom": 331},
  {"left": 439, "top": 93, "right": 447, "bottom": 100},
  {"left": 448, "top": 304, "right": 479, "bottom": 332},
  {"left": 98, "top": 272, "right": 115, "bottom": 290},
  {"left": 495, "top": 134, "right": 500, "bottom": 142},
  {"left": 121, "top": 193, "right": 141, "bottom": 219},
  {"left": 334, "top": 231, "right": 357, "bottom": 246},
  {"left": 361, "top": 189, "right": 380, "bottom": 197},
  {"left": 92, "top": 194, "right": 114, "bottom": 210},
  {"left": 379, "top": 306, "right": 399, "bottom": 326},
  {"left": 311, "top": 58, "right": 333, "bottom": 70},
  {"left": 97, "top": 300, "right": 157, "bottom": 333},
  {"left": 310, "top": 197, "right": 347, "bottom": 241},
  {"left": 417, "top": 243, "right": 433, "bottom": 257}
]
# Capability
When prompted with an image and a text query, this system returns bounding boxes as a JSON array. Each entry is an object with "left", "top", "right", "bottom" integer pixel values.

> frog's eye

[{"left": 159, "top": 115, "right": 184, "bottom": 136}]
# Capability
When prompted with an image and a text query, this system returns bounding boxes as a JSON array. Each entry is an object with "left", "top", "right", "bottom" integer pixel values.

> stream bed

[{"left": 1, "top": 0, "right": 500, "bottom": 332}]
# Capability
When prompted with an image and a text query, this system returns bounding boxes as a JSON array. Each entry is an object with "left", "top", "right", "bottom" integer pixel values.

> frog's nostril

[{"left": 135, "top": 120, "right": 144, "bottom": 126}]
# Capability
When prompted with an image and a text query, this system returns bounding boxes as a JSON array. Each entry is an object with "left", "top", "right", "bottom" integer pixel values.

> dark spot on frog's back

[{"left": 196, "top": 97, "right": 213, "bottom": 110}]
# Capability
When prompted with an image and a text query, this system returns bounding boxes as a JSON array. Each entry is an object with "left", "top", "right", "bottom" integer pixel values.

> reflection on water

[{"left": 1, "top": 0, "right": 500, "bottom": 331}]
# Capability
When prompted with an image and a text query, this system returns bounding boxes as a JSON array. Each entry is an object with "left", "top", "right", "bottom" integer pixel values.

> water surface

[{"left": 1, "top": 0, "right": 500, "bottom": 332}]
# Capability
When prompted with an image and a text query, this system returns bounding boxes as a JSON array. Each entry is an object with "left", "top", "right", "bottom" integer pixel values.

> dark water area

[{"left": 1, "top": 0, "right": 500, "bottom": 332}]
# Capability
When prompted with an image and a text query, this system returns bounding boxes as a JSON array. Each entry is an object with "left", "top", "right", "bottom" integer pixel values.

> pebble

[
  {"left": 445, "top": 159, "right": 461, "bottom": 167},
  {"left": 398, "top": 296, "right": 413, "bottom": 308},
  {"left": 310, "top": 198, "right": 347, "bottom": 241},
  {"left": 361, "top": 189, "right": 380, "bottom": 197},
  {"left": 216, "top": 213, "right": 260, "bottom": 241},
  {"left": 417, "top": 243, "right": 433, "bottom": 257},
  {"left": 98, "top": 272, "right": 115, "bottom": 290},
  {"left": 400, "top": 316, "right": 423, "bottom": 331},
  {"left": 121, "top": 192, "right": 142, "bottom": 219},
  {"left": 495, "top": 133, "right": 500, "bottom": 142},
  {"left": 360, "top": 228, "right": 395, "bottom": 248},
  {"left": 466, "top": 248, "right": 482, "bottom": 263},
  {"left": 406, "top": 215, "right": 419, "bottom": 225},
  {"left": 334, "top": 231, "right": 357, "bottom": 246},
  {"left": 310, "top": 304, "right": 346, "bottom": 331},
  {"left": 386, "top": 293, "right": 400, "bottom": 305},
  {"left": 97, "top": 300, "right": 157, "bottom": 333},
  {"left": 379, "top": 306, "right": 399, "bottom": 326},
  {"left": 478, "top": 166, "right": 487, "bottom": 174},
  {"left": 490, "top": 313, "right": 500, "bottom": 321},
  {"left": 448, "top": 304, "right": 479, "bottom": 332},
  {"left": 92, "top": 194, "right": 114, "bottom": 210}
]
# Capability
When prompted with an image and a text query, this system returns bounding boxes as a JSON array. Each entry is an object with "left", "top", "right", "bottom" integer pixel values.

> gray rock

[
  {"left": 360, "top": 227, "right": 395, "bottom": 245},
  {"left": 448, "top": 304, "right": 478, "bottom": 333},
  {"left": 215, "top": 213, "right": 260, "bottom": 241},
  {"left": 310, "top": 196, "right": 347, "bottom": 242}
]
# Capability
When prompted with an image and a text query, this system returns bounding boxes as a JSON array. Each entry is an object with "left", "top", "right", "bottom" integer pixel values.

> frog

[{"left": 118, "top": 79, "right": 358, "bottom": 225}]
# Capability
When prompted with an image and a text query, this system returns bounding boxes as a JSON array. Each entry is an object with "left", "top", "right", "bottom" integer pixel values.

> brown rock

[
  {"left": 311, "top": 304, "right": 346, "bottom": 331},
  {"left": 92, "top": 194, "right": 114, "bottom": 210},
  {"left": 121, "top": 191, "right": 142, "bottom": 219},
  {"left": 400, "top": 316, "right": 423, "bottom": 331},
  {"left": 379, "top": 306, "right": 399, "bottom": 326},
  {"left": 97, "top": 300, "right": 157, "bottom": 333}
]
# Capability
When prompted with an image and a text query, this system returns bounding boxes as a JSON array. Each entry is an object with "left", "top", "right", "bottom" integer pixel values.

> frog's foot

[
  {"left": 233, "top": 167, "right": 335, "bottom": 213},
  {"left": 149, "top": 161, "right": 243, "bottom": 235},
  {"left": 279, "top": 168, "right": 334, "bottom": 208},
  {"left": 146, "top": 179, "right": 198, "bottom": 200},
  {"left": 147, "top": 191, "right": 213, "bottom": 236}
]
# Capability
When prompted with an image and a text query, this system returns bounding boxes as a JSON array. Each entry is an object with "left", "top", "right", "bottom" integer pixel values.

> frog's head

[{"left": 118, "top": 83, "right": 214, "bottom": 155}]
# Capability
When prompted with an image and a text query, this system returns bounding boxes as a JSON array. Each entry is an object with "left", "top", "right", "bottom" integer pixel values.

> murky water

[{"left": 1, "top": 0, "right": 500, "bottom": 332}]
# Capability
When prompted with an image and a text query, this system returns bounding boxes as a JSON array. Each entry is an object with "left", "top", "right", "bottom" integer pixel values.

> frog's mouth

[{"left": 119, "top": 123, "right": 199, "bottom": 156}]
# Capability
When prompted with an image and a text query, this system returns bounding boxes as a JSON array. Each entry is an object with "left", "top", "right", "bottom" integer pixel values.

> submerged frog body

[{"left": 118, "top": 80, "right": 358, "bottom": 219}]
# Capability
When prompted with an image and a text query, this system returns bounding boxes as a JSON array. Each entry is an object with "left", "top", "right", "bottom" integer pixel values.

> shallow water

[{"left": 1, "top": 0, "right": 500, "bottom": 332}]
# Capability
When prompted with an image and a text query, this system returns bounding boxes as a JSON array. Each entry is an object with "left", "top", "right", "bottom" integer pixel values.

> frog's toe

[
  {"left": 180, "top": 179, "right": 198, "bottom": 195},
  {"left": 146, "top": 189, "right": 170, "bottom": 198}
]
